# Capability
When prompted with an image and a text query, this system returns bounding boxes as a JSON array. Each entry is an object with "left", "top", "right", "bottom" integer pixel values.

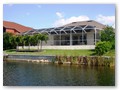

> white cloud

[
  {"left": 53, "top": 15, "right": 90, "bottom": 27},
  {"left": 56, "top": 12, "right": 64, "bottom": 18},
  {"left": 96, "top": 14, "right": 115, "bottom": 25},
  {"left": 54, "top": 13, "right": 115, "bottom": 27}
]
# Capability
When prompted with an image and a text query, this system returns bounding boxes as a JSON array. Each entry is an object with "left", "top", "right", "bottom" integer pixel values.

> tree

[
  {"left": 3, "top": 32, "right": 11, "bottom": 50},
  {"left": 34, "top": 34, "right": 48, "bottom": 51},
  {"left": 20, "top": 35, "right": 28, "bottom": 49},
  {"left": 3, "top": 32, "right": 15, "bottom": 50},
  {"left": 101, "top": 26, "right": 115, "bottom": 49},
  {"left": 28, "top": 35, "right": 36, "bottom": 50},
  {"left": 3, "top": 32, "right": 48, "bottom": 51},
  {"left": 95, "top": 26, "right": 115, "bottom": 55},
  {"left": 40, "top": 34, "right": 48, "bottom": 50}
]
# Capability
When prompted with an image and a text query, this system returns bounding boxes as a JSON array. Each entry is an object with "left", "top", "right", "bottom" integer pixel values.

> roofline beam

[
  {"left": 70, "top": 26, "right": 77, "bottom": 33},
  {"left": 40, "top": 31, "right": 50, "bottom": 35},
  {"left": 23, "top": 30, "right": 34, "bottom": 35},
  {"left": 50, "top": 28, "right": 58, "bottom": 34},
  {"left": 72, "top": 29, "right": 76, "bottom": 33},
  {"left": 60, "top": 30, "right": 67, "bottom": 34},
  {"left": 60, "top": 26, "right": 67, "bottom": 34},
  {"left": 75, "top": 25, "right": 86, "bottom": 33}
]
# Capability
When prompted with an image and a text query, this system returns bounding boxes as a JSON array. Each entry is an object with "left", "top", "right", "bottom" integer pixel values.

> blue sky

[{"left": 3, "top": 4, "right": 115, "bottom": 29}]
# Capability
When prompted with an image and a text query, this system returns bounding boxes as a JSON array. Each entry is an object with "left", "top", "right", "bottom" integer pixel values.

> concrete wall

[
  {"left": 42, "top": 45, "right": 95, "bottom": 49},
  {"left": 18, "top": 45, "right": 95, "bottom": 50},
  {"left": 5, "top": 55, "right": 55, "bottom": 61},
  {"left": 87, "top": 30, "right": 95, "bottom": 45}
]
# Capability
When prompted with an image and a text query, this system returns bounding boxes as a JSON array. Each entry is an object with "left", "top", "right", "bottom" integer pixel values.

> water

[{"left": 3, "top": 61, "right": 115, "bottom": 86}]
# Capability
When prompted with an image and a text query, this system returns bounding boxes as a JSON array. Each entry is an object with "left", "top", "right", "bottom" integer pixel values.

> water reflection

[{"left": 3, "top": 61, "right": 115, "bottom": 86}]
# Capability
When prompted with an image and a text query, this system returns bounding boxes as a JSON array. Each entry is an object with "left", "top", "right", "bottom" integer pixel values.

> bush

[
  {"left": 111, "top": 40, "right": 115, "bottom": 49},
  {"left": 101, "top": 26, "right": 115, "bottom": 50},
  {"left": 3, "top": 32, "right": 15, "bottom": 50},
  {"left": 95, "top": 41, "right": 112, "bottom": 55}
]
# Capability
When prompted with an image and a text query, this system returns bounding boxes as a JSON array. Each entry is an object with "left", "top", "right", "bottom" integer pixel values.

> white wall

[
  {"left": 87, "top": 30, "right": 95, "bottom": 45},
  {"left": 18, "top": 45, "right": 95, "bottom": 50},
  {"left": 42, "top": 45, "right": 95, "bottom": 49}
]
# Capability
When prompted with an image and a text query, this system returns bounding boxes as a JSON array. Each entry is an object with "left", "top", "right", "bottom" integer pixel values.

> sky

[{"left": 3, "top": 4, "right": 115, "bottom": 29}]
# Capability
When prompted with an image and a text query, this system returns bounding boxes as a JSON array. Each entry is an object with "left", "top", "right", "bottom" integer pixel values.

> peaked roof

[
  {"left": 63, "top": 20, "right": 106, "bottom": 29},
  {"left": 23, "top": 20, "right": 106, "bottom": 35},
  {"left": 3, "top": 21, "right": 33, "bottom": 33}
]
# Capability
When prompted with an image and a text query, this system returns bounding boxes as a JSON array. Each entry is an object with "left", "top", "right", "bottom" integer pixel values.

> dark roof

[
  {"left": 22, "top": 20, "right": 106, "bottom": 35},
  {"left": 3, "top": 21, "right": 33, "bottom": 33},
  {"left": 63, "top": 20, "right": 106, "bottom": 29}
]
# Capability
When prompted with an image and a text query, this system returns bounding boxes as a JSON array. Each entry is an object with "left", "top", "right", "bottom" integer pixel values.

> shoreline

[{"left": 3, "top": 54, "right": 115, "bottom": 67}]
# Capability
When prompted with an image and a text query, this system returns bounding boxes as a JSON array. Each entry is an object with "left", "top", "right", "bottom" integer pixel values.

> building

[
  {"left": 23, "top": 20, "right": 106, "bottom": 49},
  {"left": 3, "top": 21, "right": 33, "bottom": 35}
]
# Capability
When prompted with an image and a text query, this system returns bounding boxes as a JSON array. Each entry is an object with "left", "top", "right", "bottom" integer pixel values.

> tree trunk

[
  {"left": 40, "top": 41, "right": 42, "bottom": 51},
  {"left": 22, "top": 45, "right": 24, "bottom": 49},
  {"left": 29, "top": 43, "right": 30, "bottom": 51},
  {"left": 16, "top": 44, "right": 18, "bottom": 52},
  {"left": 38, "top": 41, "right": 39, "bottom": 52},
  {"left": 23, "top": 43, "right": 25, "bottom": 50}
]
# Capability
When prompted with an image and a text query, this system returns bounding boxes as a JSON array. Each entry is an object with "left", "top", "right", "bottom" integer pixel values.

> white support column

[
  {"left": 82, "top": 30, "right": 83, "bottom": 45},
  {"left": 70, "top": 30, "right": 72, "bottom": 45},
  {"left": 78, "top": 34, "right": 80, "bottom": 45},
  {"left": 94, "top": 28, "right": 96, "bottom": 45},
  {"left": 60, "top": 31, "right": 61, "bottom": 45}
]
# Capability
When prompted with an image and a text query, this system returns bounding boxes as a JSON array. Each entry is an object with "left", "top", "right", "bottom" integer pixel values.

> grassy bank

[
  {"left": 4, "top": 49, "right": 115, "bottom": 56},
  {"left": 55, "top": 55, "right": 115, "bottom": 67}
]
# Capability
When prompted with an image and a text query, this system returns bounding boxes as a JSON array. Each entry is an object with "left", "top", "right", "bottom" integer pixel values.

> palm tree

[
  {"left": 19, "top": 35, "right": 23, "bottom": 49},
  {"left": 40, "top": 34, "right": 48, "bottom": 51},
  {"left": 9, "top": 34, "right": 16, "bottom": 49},
  {"left": 36, "top": 34, "right": 41, "bottom": 51},
  {"left": 15, "top": 35, "right": 21, "bottom": 51},
  {"left": 28, "top": 35, "right": 36, "bottom": 50},
  {"left": 28, "top": 35, "right": 31, "bottom": 50},
  {"left": 33, "top": 34, "right": 48, "bottom": 51},
  {"left": 21, "top": 35, "right": 29, "bottom": 50},
  {"left": 32, "top": 34, "right": 39, "bottom": 50},
  {"left": 18, "top": 35, "right": 24, "bottom": 49}
]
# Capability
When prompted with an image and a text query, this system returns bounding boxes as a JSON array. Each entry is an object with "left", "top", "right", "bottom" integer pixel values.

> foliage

[
  {"left": 3, "top": 32, "right": 16, "bottom": 50},
  {"left": 101, "top": 26, "right": 115, "bottom": 49},
  {"left": 39, "top": 34, "right": 48, "bottom": 50},
  {"left": 95, "top": 26, "right": 115, "bottom": 55},
  {"left": 3, "top": 32, "right": 48, "bottom": 50},
  {"left": 95, "top": 41, "right": 112, "bottom": 55}
]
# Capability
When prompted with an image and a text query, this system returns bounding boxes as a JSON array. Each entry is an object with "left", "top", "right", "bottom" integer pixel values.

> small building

[
  {"left": 23, "top": 20, "right": 106, "bottom": 49},
  {"left": 3, "top": 21, "right": 33, "bottom": 35}
]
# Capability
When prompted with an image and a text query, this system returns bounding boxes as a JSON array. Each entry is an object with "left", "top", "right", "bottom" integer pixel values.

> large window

[{"left": 53, "top": 34, "right": 87, "bottom": 45}]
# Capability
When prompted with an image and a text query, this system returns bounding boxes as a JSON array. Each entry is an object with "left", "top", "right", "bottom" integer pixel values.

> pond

[{"left": 3, "top": 61, "right": 115, "bottom": 86}]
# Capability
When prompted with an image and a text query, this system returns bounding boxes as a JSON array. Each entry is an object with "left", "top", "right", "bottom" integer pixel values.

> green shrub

[
  {"left": 100, "top": 26, "right": 115, "bottom": 50},
  {"left": 95, "top": 41, "right": 112, "bottom": 55}
]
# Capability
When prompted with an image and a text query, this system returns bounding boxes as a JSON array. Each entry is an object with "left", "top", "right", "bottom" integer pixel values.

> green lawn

[{"left": 4, "top": 49, "right": 115, "bottom": 56}]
